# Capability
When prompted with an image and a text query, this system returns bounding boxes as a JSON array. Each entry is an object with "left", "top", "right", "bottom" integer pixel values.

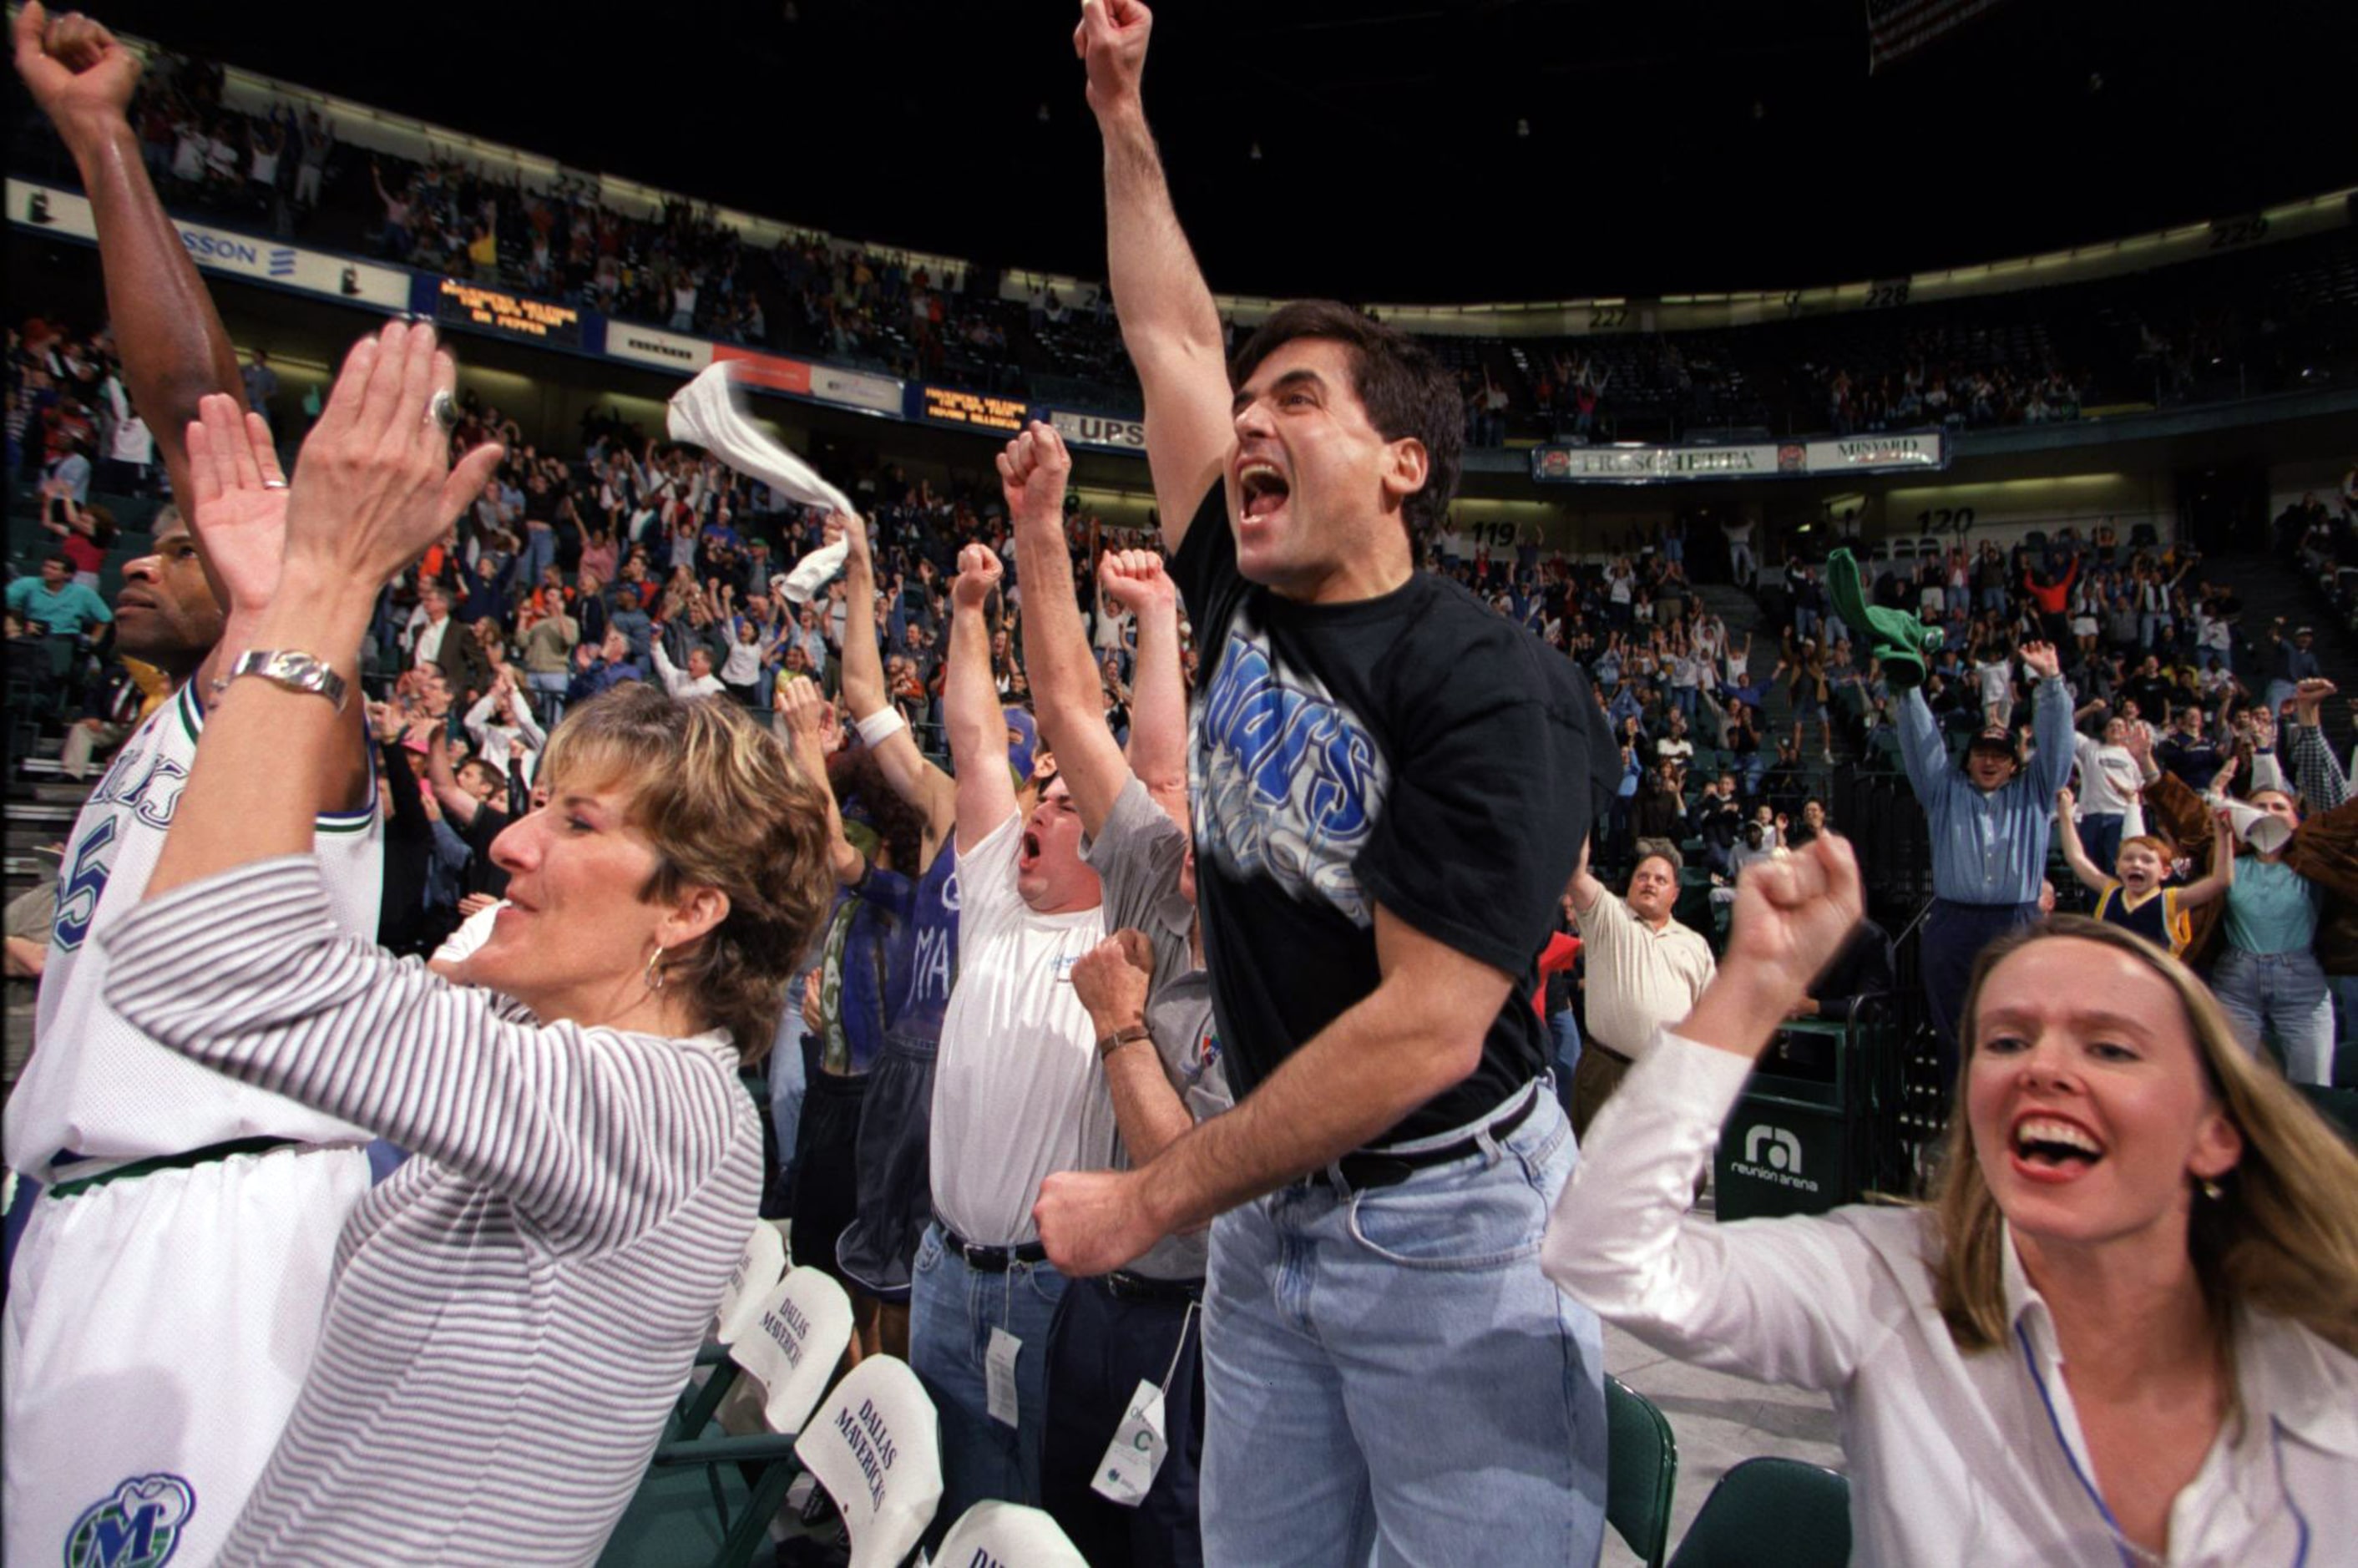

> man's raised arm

[
  {"left": 1004, "top": 422, "right": 1126, "bottom": 837},
  {"left": 1115, "top": 549, "right": 1188, "bottom": 828},
  {"left": 1076, "top": 0, "right": 1231, "bottom": 549},
  {"left": 944, "top": 544, "right": 1018, "bottom": 853},
  {"left": 14, "top": 3, "right": 245, "bottom": 520}
]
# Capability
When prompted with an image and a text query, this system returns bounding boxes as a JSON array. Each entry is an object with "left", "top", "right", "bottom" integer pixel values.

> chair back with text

[
  {"left": 731, "top": 1266, "right": 854, "bottom": 1435},
  {"left": 712, "top": 1218, "right": 789, "bottom": 1346},
  {"left": 795, "top": 1356, "right": 942, "bottom": 1568},
  {"left": 931, "top": 1501, "right": 1090, "bottom": 1566}
]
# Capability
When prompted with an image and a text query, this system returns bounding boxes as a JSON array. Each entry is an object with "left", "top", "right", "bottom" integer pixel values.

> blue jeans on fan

[
  {"left": 519, "top": 524, "right": 555, "bottom": 588},
  {"left": 2210, "top": 947, "right": 2335, "bottom": 1086},
  {"left": 1199, "top": 1086, "right": 1607, "bottom": 1567},
  {"left": 1549, "top": 1012, "right": 1584, "bottom": 1120},
  {"left": 908, "top": 1222, "right": 1068, "bottom": 1525},
  {"left": 2077, "top": 812, "right": 2125, "bottom": 882},
  {"left": 524, "top": 670, "right": 569, "bottom": 729}
]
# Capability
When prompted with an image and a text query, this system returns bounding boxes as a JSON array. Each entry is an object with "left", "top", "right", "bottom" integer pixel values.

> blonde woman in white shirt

[{"left": 1546, "top": 840, "right": 2358, "bottom": 1567}]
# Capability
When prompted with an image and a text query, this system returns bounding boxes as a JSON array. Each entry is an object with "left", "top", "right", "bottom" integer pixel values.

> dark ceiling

[{"left": 107, "top": 0, "right": 2358, "bottom": 302}]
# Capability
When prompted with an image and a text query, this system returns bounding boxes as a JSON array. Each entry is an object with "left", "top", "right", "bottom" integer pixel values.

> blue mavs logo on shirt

[
  {"left": 1192, "top": 625, "right": 1387, "bottom": 925},
  {"left": 64, "top": 1474, "right": 196, "bottom": 1568}
]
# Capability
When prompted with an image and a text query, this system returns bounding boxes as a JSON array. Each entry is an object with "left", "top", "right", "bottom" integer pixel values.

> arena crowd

[{"left": 6, "top": 3, "right": 2358, "bottom": 1565}]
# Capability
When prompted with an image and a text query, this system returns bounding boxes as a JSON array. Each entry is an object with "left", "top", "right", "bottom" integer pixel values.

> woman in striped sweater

[{"left": 101, "top": 321, "right": 834, "bottom": 1565}]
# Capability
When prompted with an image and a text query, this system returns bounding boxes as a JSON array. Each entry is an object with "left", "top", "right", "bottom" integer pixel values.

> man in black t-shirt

[{"left": 1031, "top": 4, "right": 1612, "bottom": 1560}]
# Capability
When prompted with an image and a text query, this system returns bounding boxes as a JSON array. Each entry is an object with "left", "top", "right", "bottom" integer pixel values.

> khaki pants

[{"left": 1569, "top": 1044, "right": 1634, "bottom": 1140}]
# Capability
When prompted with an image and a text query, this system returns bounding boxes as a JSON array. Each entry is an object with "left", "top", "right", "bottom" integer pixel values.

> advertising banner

[
  {"left": 912, "top": 384, "right": 1034, "bottom": 436},
  {"left": 10, "top": 179, "right": 411, "bottom": 311},
  {"left": 1531, "top": 429, "right": 1946, "bottom": 483},
  {"left": 430, "top": 276, "right": 586, "bottom": 350},
  {"left": 605, "top": 321, "right": 715, "bottom": 375},
  {"left": 1046, "top": 407, "right": 1148, "bottom": 453}
]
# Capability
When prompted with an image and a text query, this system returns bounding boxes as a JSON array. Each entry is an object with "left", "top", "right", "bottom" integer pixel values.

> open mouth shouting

[
  {"left": 1019, "top": 829, "right": 1043, "bottom": 873},
  {"left": 1236, "top": 458, "right": 1291, "bottom": 526},
  {"left": 2009, "top": 1111, "right": 2107, "bottom": 1183}
]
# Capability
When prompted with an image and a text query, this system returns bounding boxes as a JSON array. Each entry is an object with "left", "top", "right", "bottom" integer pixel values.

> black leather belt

[
  {"left": 1333, "top": 1088, "right": 1541, "bottom": 1193},
  {"left": 1100, "top": 1270, "right": 1203, "bottom": 1305},
  {"left": 934, "top": 1214, "right": 1048, "bottom": 1272}
]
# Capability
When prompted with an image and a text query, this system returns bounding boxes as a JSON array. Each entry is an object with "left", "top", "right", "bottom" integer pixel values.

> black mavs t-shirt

[{"left": 1172, "top": 485, "right": 1611, "bottom": 1143}]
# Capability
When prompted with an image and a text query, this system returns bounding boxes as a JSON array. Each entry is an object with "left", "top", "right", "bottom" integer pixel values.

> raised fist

[
  {"left": 1074, "top": 0, "right": 1154, "bottom": 119},
  {"left": 13, "top": 3, "right": 140, "bottom": 139},
  {"left": 997, "top": 421, "right": 1072, "bottom": 536},
  {"left": 952, "top": 542, "right": 1003, "bottom": 611},
  {"left": 1097, "top": 548, "right": 1174, "bottom": 613},
  {"left": 1071, "top": 928, "right": 1154, "bottom": 1028}
]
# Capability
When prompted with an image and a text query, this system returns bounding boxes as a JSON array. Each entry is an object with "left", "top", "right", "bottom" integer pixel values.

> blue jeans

[
  {"left": 519, "top": 524, "right": 556, "bottom": 588},
  {"left": 2077, "top": 813, "right": 2124, "bottom": 880},
  {"left": 908, "top": 1222, "right": 1068, "bottom": 1523},
  {"left": 524, "top": 670, "right": 569, "bottom": 729},
  {"left": 1548, "top": 1014, "right": 1584, "bottom": 1120},
  {"left": 2211, "top": 948, "right": 2335, "bottom": 1085},
  {"left": 1199, "top": 1089, "right": 1607, "bottom": 1567}
]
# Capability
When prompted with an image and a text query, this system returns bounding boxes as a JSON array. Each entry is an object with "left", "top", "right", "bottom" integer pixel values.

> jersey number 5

[{"left": 52, "top": 817, "right": 119, "bottom": 952}]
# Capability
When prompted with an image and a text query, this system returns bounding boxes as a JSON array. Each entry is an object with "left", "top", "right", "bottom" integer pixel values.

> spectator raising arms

[{"left": 104, "top": 325, "right": 835, "bottom": 1561}]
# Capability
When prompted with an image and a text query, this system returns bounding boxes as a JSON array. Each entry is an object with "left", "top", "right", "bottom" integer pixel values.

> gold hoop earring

[{"left": 644, "top": 945, "right": 667, "bottom": 993}]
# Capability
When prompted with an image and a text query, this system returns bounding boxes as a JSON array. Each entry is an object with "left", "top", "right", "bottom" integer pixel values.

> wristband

[
  {"left": 854, "top": 708, "right": 907, "bottom": 747},
  {"left": 1096, "top": 1023, "right": 1152, "bottom": 1060}
]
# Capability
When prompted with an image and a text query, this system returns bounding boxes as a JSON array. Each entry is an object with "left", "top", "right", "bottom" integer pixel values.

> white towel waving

[{"left": 668, "top": 363, "right": 852, "bottom": 604}]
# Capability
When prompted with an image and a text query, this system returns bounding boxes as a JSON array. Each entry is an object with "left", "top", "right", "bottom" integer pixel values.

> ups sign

[{"left": 1050, "top": 409, "right": 1148, "bottom": 453}]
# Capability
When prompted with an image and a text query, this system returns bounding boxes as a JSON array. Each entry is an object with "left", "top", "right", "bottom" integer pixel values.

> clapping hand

[{"left": 267, "top": 321, "right": 503, "bottom": 590}]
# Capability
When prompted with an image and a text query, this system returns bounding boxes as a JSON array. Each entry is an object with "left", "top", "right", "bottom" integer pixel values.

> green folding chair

[
  {"left": 1667, "top": 1456, "right": 1851, "bottom": 1568},
  {"left": 1605, "top": 1376, "right": 1677, "bottom": 1568}
]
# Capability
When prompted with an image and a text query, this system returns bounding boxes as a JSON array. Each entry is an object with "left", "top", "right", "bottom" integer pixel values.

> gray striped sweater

[{"left": 103, "top": 857, "right": 761, "bottom": 1565}]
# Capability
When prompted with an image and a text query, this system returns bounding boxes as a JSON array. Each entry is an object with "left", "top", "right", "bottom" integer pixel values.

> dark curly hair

[
  {"left": 537, "top": 684, "right": 833, "bottom": 1064},
  {"left": 827, "top": 746, "right": 927, "bottom": 877}
]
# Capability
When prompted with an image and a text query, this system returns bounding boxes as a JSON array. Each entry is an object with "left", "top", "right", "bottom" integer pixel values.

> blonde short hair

[
  {"left": 538, "top": 684, "right": 832, "bottom": 1063},
  {"left": 1931, "top": 917, "right": 2358, "bottom": 1357}
]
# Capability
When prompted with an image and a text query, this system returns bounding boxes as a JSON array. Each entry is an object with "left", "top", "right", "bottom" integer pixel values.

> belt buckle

[{"left": 960, "top": 1241, "right": 1009, "bottom": 1272}]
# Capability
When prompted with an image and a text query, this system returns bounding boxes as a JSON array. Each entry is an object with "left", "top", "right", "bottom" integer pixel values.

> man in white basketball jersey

[{"left": 5, "top": 9, "right": 383, "bottom": 1563}]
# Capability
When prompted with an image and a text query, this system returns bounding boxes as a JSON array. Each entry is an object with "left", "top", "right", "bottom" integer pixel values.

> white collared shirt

[{"left": 1543, "top": 1033, "right": 2358, "bottom": 1566}]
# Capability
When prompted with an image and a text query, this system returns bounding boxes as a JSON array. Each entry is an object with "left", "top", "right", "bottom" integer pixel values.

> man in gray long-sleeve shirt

[{"left": 1899, "top": 640, "right": 2073, "bottom": 1078}]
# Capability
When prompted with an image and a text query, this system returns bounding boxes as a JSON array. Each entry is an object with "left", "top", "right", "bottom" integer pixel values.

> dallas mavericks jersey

[{"left": 6, "top": 681, "right": 382, "bottom": 1181}]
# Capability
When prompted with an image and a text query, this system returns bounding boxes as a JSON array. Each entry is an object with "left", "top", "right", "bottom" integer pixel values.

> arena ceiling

[{"left": 101, "top": 0, "right": 2358, "bottom": 303}]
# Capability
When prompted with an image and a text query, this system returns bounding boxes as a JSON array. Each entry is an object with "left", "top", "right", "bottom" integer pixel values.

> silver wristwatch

[{"left": 213, "top": 650, "right": 350, "bottom": 712}]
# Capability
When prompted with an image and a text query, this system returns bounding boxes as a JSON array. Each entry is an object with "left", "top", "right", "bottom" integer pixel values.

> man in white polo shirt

[
  {"left": 910, "top": 537, "right": 1116, "bottom": 1529},
  {"left": 1567, "top": 836, "right": 1716, "bottom": 1136}
]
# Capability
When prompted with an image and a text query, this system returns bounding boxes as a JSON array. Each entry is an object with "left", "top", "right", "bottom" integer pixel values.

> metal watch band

[{"left": 212, "top": 649, "right": 350, "bottom": 713}]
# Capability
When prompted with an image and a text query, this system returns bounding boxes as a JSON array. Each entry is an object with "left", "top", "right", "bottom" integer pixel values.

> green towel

[{"left": 1826, "top": 548, "right": 1942, "bottom": 690}]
